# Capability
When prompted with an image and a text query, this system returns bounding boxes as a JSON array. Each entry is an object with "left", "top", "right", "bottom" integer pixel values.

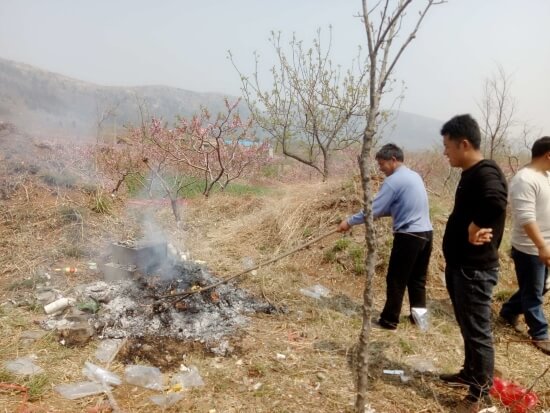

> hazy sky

[{"left": 1, "top": 0, "right": 549, "bottom": 133}]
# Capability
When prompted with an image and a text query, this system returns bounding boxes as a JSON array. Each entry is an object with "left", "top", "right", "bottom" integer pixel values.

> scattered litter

[
  {"left": 35, "top": 288, "right": 57, "bottom": 306},
  {"left": 383, "top": 369, "right": 412, "bottom": 383},
  {"left": 383, "top": 369, "right": 404, "bottom": 375},
  {"left": 399, "top": 374, "right": 412, "bottom": 383},
  {"left": 276, "top": 353, "right": 286, "bottom": 360},
  {"left": 210, "top": 340, "right": 232, "bottom": 356},
  {"left": 490, "top": 376, "right": 538, "bottom": 413},
  {"left": 83, "top": 362, "right": 121, "bottom": 386},
  {"left": 299, "top": 284, "right": 330, "bottom": 299},
  {"left": 316, "top": 372, "right": 327, "bottom": 381},
  {"left": 54, "top": 267, "right": 78, "bottom": 274},
  {"left": 411, "top": 307, "right": 429, "bottom": 331},
  {"left": 124, "top": 365, "right": 164, "bottom": 390},
  {"left": 55, "top": 381, "right": 110, "bottom": 400},
  {"left": 88, "top": 262, "right": 98, "bottom": 271},
  {"left": 478, "top": 407, "right": 498, "bottom": 413},
  {"left": 19, "top": 330, "right": 47, "bottom": 346},
  {"left": 405, "top": 355, "right": 436, "bottom": 373},
  {"left": 4, "top": 356, "right": 44, "bottom": 376},
  {"left": 252, "top": 382, "right": 263, "bottom": 391},
  {"left": 94, "top": 338, "right": 125, "bottom": 364},
  {"left": 241, "top": 257, "right": 255, "bottom": 269},
  {"left": 150, "top": 393, "right": 184, "bottom": 407},
  {"left": 364, "top": 403, "right": 377, "bottom": 413},
  {"left": 438, "top": 272, "right": 446, "bottom": 286},
  {"left": 170, "top": 365, "right": 204, "bottom": 389},
  {"left": 44, "top": 297, "right": 73, "bottom": 314}
]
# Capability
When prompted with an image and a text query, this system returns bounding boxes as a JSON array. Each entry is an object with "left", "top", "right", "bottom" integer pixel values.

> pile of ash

[{"left": 44, "top": 259, "right": 276, "bottom": 355}]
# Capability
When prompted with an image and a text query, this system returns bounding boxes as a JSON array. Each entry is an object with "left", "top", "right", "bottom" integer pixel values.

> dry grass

[{"left": 0, "top": 175, "right": 549, "bottom": 412}]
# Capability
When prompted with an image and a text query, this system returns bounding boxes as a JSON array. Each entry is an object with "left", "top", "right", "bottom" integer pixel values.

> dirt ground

[{"left": 0, "top": 147, "right": 549, "bottom": 412}]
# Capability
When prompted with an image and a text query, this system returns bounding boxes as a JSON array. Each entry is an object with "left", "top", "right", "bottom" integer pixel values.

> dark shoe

[
  {"left": 533, "top": 339, "right": 550, "bottom": 355},
  {"left": 439, "top": 371, "right": 472, "bottom": 387},
  {"left": 498, "top": 313, "right": 526, "bottom": 334},
  {"left": 373, "top": 318, "right": 397, "bottom": 330},
  {"left": 455, "top": 395, "right": 493, "bottom": 413}
]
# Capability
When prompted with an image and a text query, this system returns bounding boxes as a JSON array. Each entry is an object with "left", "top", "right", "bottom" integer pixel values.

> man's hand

[
  {"left": 337, "top": 220, "right": 351, "bottom": 233},
  {"left": 537, "top": 244, "right": 550, "bottom": 266},
  {"left": 468, "top": 222, "right": 493, "bottom": 245}
]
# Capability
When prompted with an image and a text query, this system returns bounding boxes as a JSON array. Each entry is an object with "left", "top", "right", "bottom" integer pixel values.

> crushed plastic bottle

[
  {"left": 170, "top": 365, "right": 204, "bottom": 388},
  {"left": 124, "top": 365, "right": 163, "bottom": 390},
  {"left": 150, "top": 393, "right": 184, "bottom": 407},
  {"left": 299, "top": 284, "right": 330, "bottom": 299},
  {"left": 55, "top": 381, "right": 110, "bottom": 400},
  {"left": 490, "top": 376, "right": 538, "bottom": 413},
  {"left": 4, "top": 357, "right": 44, "bottom": 376},
  {"left": 82, "top": 362, "right": 121, "bottom": 386},
  {"left": 94, "top": 338, "right": 124, "bottom": 364}
]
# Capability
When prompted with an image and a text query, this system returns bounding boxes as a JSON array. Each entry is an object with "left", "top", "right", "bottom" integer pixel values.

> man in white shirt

[{"left": 500, "top": 136, "right": 550, "bottom": 355}]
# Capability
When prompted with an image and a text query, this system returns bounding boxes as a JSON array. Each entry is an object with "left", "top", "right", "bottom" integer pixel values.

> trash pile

[{"left": 39, "top": 241, "right": 275, "bottom": 355}]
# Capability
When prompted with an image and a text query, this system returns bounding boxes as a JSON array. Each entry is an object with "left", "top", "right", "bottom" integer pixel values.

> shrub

[{"left": 41, "top": 171, "right": 77, "bottom": 188}]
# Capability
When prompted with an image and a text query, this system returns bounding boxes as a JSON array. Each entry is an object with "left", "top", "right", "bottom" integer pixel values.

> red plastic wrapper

[{"left": 490, "top": 377, "right": 538, "bottom": 413}]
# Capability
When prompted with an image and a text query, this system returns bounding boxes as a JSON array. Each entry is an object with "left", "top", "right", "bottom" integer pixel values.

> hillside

[
  {"left": 0, "top": 57, "right": 233, "bottom": 139},
  {"left": 0, "top": 148, "right": 548, "bottom": 411},
  {"left": 0, "top": 57, "right": 443, "bottom": 149}
]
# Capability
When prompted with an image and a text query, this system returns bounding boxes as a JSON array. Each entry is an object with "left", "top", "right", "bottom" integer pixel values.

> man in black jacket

[{"left": 439, "top": 114, "right": 508, "bottom": 413}]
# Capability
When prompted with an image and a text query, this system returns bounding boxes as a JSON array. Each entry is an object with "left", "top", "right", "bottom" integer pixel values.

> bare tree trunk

[
  {"left": 355, "top": 2, "right": 442, "bottom": 411},
  {"left": 355, "top": 123, "right": 377, "bottom": 412}
]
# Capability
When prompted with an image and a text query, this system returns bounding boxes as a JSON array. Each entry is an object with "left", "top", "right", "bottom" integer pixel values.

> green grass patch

[
  {"left": 398, "top": 338, "right": 414, "bottom": 355},
  {"left": 493, "top": 289, "right": 514, "bottom": 303},
  {"left": 26, "top": 374, "right": 49, "bottom": 401},
  {"left": 0, "top": 368, "right": 15, "bottom": 382},
  {"left": 90, "top": 192, "right": 113, "bottom": 214},
  {"left": 333, "top": 238, "right": 351, "bottom": 252},
  {"left": 348, "top": 245, "right": 365, "bottom": 275},
  {"left": 127, "top": 174, "right": 269, "bottom": 199},
  {"left": 8, "top": 278, "right": 36, "bottom": 291}
]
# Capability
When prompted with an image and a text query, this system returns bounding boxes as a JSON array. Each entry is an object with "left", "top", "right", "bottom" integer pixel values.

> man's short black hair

[
  {"left": 375, "top": 143, "right": 404, "bottom": 162},
  {"left": 440, "top": 114, "right": 481, "bottom": 150},
  {"left": 531, "top": 136, "right": 550, "bottom": 159}
]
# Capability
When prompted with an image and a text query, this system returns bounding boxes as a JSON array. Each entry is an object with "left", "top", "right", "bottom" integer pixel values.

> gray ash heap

[{"left": 76, "top": 241, "right": 276, "bottom": 354}]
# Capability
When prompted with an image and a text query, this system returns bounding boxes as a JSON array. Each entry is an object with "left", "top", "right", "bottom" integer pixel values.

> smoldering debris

[{"left": 43, "top": 259, "right": 275, "bottom": 355}]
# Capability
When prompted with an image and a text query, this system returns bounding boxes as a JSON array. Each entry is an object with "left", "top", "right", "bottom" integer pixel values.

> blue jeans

[
  {"left": 500, "top": 247, "right": 549, "bottom": 340},
  {"left": 446, "top": 265, "right": 498, "bottom": 399}
]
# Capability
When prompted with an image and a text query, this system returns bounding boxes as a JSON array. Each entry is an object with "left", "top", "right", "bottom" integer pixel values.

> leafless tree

[
  {"left": 95, "top": 98, "right": 120, "bottom": 144},
  {"left": 478, "top": 65, "right": 515, "bottom": 160},
  {"left": 355, "top": 1, "right": 443, "bottom": 411},
  {"left": 230, "top": 28, "right": 370, "bottom": 181}
]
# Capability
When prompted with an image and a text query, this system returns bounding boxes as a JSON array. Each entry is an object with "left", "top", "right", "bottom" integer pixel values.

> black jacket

[{"left": 442, "top": 159, "right": 508, "bottom": 269}]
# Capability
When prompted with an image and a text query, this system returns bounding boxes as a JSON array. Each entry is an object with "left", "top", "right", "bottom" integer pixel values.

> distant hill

[
  {"left": 379, "top": 110, "right": 443, "bottom": 151},
  {"left": 0, "top": 57, "right": 234, "bottom": 140},
  {"left": 0, "top": 57, "right": 443, "bottom": 149}
]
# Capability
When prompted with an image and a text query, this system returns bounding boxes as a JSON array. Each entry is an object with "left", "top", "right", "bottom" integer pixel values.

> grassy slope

[{"left": 0, "top": 174, "right": 549, "bottom": 412}]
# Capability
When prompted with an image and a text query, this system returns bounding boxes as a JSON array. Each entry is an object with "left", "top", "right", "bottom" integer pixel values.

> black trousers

[
  {"left": 380, "top": 231, "right": 433, "bottom": 327},
  {"left": 446, "top": 265, "right": 498, "bottom": 399}
]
